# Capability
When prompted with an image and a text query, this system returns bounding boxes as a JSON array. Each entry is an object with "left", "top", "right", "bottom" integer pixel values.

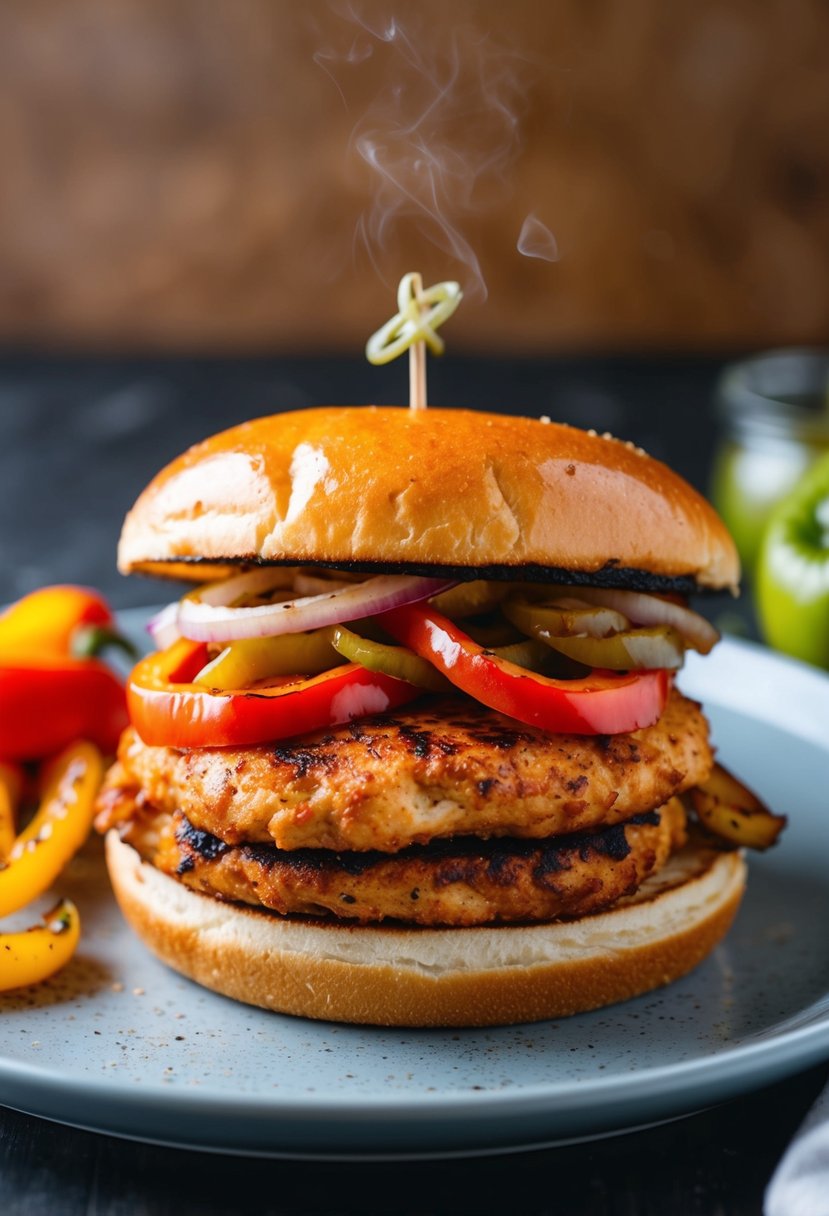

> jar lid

[{"left": 717, "top": 349, "right": 829, "bottom": 445}]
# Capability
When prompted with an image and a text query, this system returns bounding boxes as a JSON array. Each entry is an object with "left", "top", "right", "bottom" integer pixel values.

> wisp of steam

[
  {"left": 313, "top": 2, "right": 555, "bottom": 300},
  {"left": 517, "top": 214, "right": 559, "bottom": 263}
]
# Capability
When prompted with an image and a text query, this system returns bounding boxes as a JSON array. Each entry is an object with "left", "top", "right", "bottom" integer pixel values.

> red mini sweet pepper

[{"left": 0, "top": 586, "right": 129, "bottom": 761}]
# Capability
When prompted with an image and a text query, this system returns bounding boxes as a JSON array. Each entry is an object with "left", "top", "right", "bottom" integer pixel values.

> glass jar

[{"left": 712, "top": 349, "right": 829, "bottom": 574}]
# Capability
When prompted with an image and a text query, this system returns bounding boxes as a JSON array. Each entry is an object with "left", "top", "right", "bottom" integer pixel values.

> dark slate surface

[{"left": 1, "top": 1063, "right": 827, "bottom": 1216}]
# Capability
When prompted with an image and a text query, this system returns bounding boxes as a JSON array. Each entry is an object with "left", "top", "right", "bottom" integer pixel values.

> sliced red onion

[
  {"left": 291, "top": 571, "right": 358, "bottom": 596},
  {"left": 149, "top": 569, "right": 298, "bottom": 648},
  {"left": 550, "top": 586, "right": 719, "bottom": 654},
  {"left": 191, "top": 566, "right": 298, "bottom": 607},
  {"left": 147, "top": 601, "right": 182, "bottom": 650},
  {"left": 176, "top": 571, "right": 456, "bottom": 643}
]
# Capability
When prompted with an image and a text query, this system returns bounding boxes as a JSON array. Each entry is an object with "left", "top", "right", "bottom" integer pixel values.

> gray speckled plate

[{"left": 0, "top": 621, "right": 828, "bottom": 1159}]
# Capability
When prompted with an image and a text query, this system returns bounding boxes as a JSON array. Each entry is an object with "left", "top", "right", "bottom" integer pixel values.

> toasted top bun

[
  {"left": 105, "top": 831, "right": 746, "bottom": 1027},
  {"left": 118, "top": 407, "right": 739, "bottom": 592}
]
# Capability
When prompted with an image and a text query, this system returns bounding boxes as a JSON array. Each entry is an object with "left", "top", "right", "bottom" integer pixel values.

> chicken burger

[{"left": 96, "top": 406, "right": 783, "bottom": 1026}]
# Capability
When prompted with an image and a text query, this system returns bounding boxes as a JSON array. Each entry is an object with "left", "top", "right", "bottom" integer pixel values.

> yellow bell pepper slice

[
  {"left": 0, "top": 741, "right": 103, "bottom": 919},
  {"left": 0, "top": 762, "right": 23, "bottom": 859},
  {"left": 194, "top": 630, "right": 343, "bottom": 689},
  {"left": 0, "top": 898, "right": 80, "bottom": 992}
]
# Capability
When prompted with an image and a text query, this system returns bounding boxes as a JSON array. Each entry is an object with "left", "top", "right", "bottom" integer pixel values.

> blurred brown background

[{"left": 0, "top": 0, "right": 827, "bottom": 353}]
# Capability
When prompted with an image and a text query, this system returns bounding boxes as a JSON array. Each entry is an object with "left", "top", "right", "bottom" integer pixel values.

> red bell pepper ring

[
  {"left": 127, "top": 638, "right": 422, "bottom": 749},
  {"left": 0, "top": 658, "right": 128, "bottom": 761},
  {"left": 377, "top": 603, "right": 671, "bottom": 735}
]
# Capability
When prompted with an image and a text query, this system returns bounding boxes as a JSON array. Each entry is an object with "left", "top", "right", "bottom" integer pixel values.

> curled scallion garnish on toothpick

[{"left": 365, "top": 272, "right": 462, "bottom": 410}]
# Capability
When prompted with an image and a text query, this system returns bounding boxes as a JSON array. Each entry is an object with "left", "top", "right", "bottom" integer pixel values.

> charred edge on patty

[
  {"left": 136, "top": 556, "right": 702, "bottom": 596},
  {"left": 268, "top": 716, "right": 495, "bottom": 774},
  {"left": 175, "top": 810, "right": 662, "bottom": 880},
  {"left": 268, "top": 714, "right": 644, "bottom": 781},
  {"left": 163, "top": 806, "right": 681, "bottom": 926},
  {"left": 270, "top": 715, "right": 567, "bottom": 773}
]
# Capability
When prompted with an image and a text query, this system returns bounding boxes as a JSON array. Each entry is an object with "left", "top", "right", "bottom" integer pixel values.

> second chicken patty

[{"left": 107, "top": 797, "right": 687, "bottom": 926}]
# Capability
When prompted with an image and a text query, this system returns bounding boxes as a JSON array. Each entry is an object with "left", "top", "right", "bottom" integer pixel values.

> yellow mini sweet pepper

[
  {"left": 0, "top": 898, "right": 80, "bottom": 993},
  {"left": 0, "top": 585, "right": 113, "bottom": 658},
  {"left": 0, "top": 741, "right": 103, "bottom": 919}
]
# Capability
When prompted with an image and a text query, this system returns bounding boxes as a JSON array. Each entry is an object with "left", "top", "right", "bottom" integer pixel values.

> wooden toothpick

[{"left": 409, "top": 277, "right": 428, "bottom": 411}]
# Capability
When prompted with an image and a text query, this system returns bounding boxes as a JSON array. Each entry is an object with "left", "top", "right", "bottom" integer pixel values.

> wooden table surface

[{"left": 0, "top": 353, "right": 821, "bottom": 1215}]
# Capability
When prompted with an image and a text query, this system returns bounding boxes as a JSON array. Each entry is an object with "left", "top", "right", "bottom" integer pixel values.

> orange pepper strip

[
  {"left": 0, "top": 742, "right": 103, "bottom": 918},
  {"left": 0, "top": 762, "right": 23, "bottom": 859},
  {"left": 0, "top": 898, "right": 80, "bottom": 992},
  {"left": 0, "top": 586, "right": 112, "bottom": 658}
]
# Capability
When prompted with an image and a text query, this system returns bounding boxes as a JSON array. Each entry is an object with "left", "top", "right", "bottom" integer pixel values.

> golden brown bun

[
  {"left": 105, "top": 831, "right": 746, "bottom": 1028},
  {"left": 118, "top": 407, "right": 739, "bottom": 591}
]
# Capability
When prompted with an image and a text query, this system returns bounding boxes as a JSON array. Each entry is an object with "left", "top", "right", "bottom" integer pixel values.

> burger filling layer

[{"left": 96, "top": 572, "right": 767, "bottom": 932}]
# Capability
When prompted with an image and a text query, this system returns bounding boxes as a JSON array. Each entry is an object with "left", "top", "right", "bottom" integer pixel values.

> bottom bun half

[{"left": 105, "top": 831, "right": 746, "bottom": 1028}]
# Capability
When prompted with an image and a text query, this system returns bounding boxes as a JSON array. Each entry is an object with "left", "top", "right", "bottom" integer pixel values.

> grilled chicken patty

[
  {"left": 105, "top": 796, "right": 687, "bottom": 926},
  {"left": 106, "top": 690, "right": 711, "bottom": 854}
]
